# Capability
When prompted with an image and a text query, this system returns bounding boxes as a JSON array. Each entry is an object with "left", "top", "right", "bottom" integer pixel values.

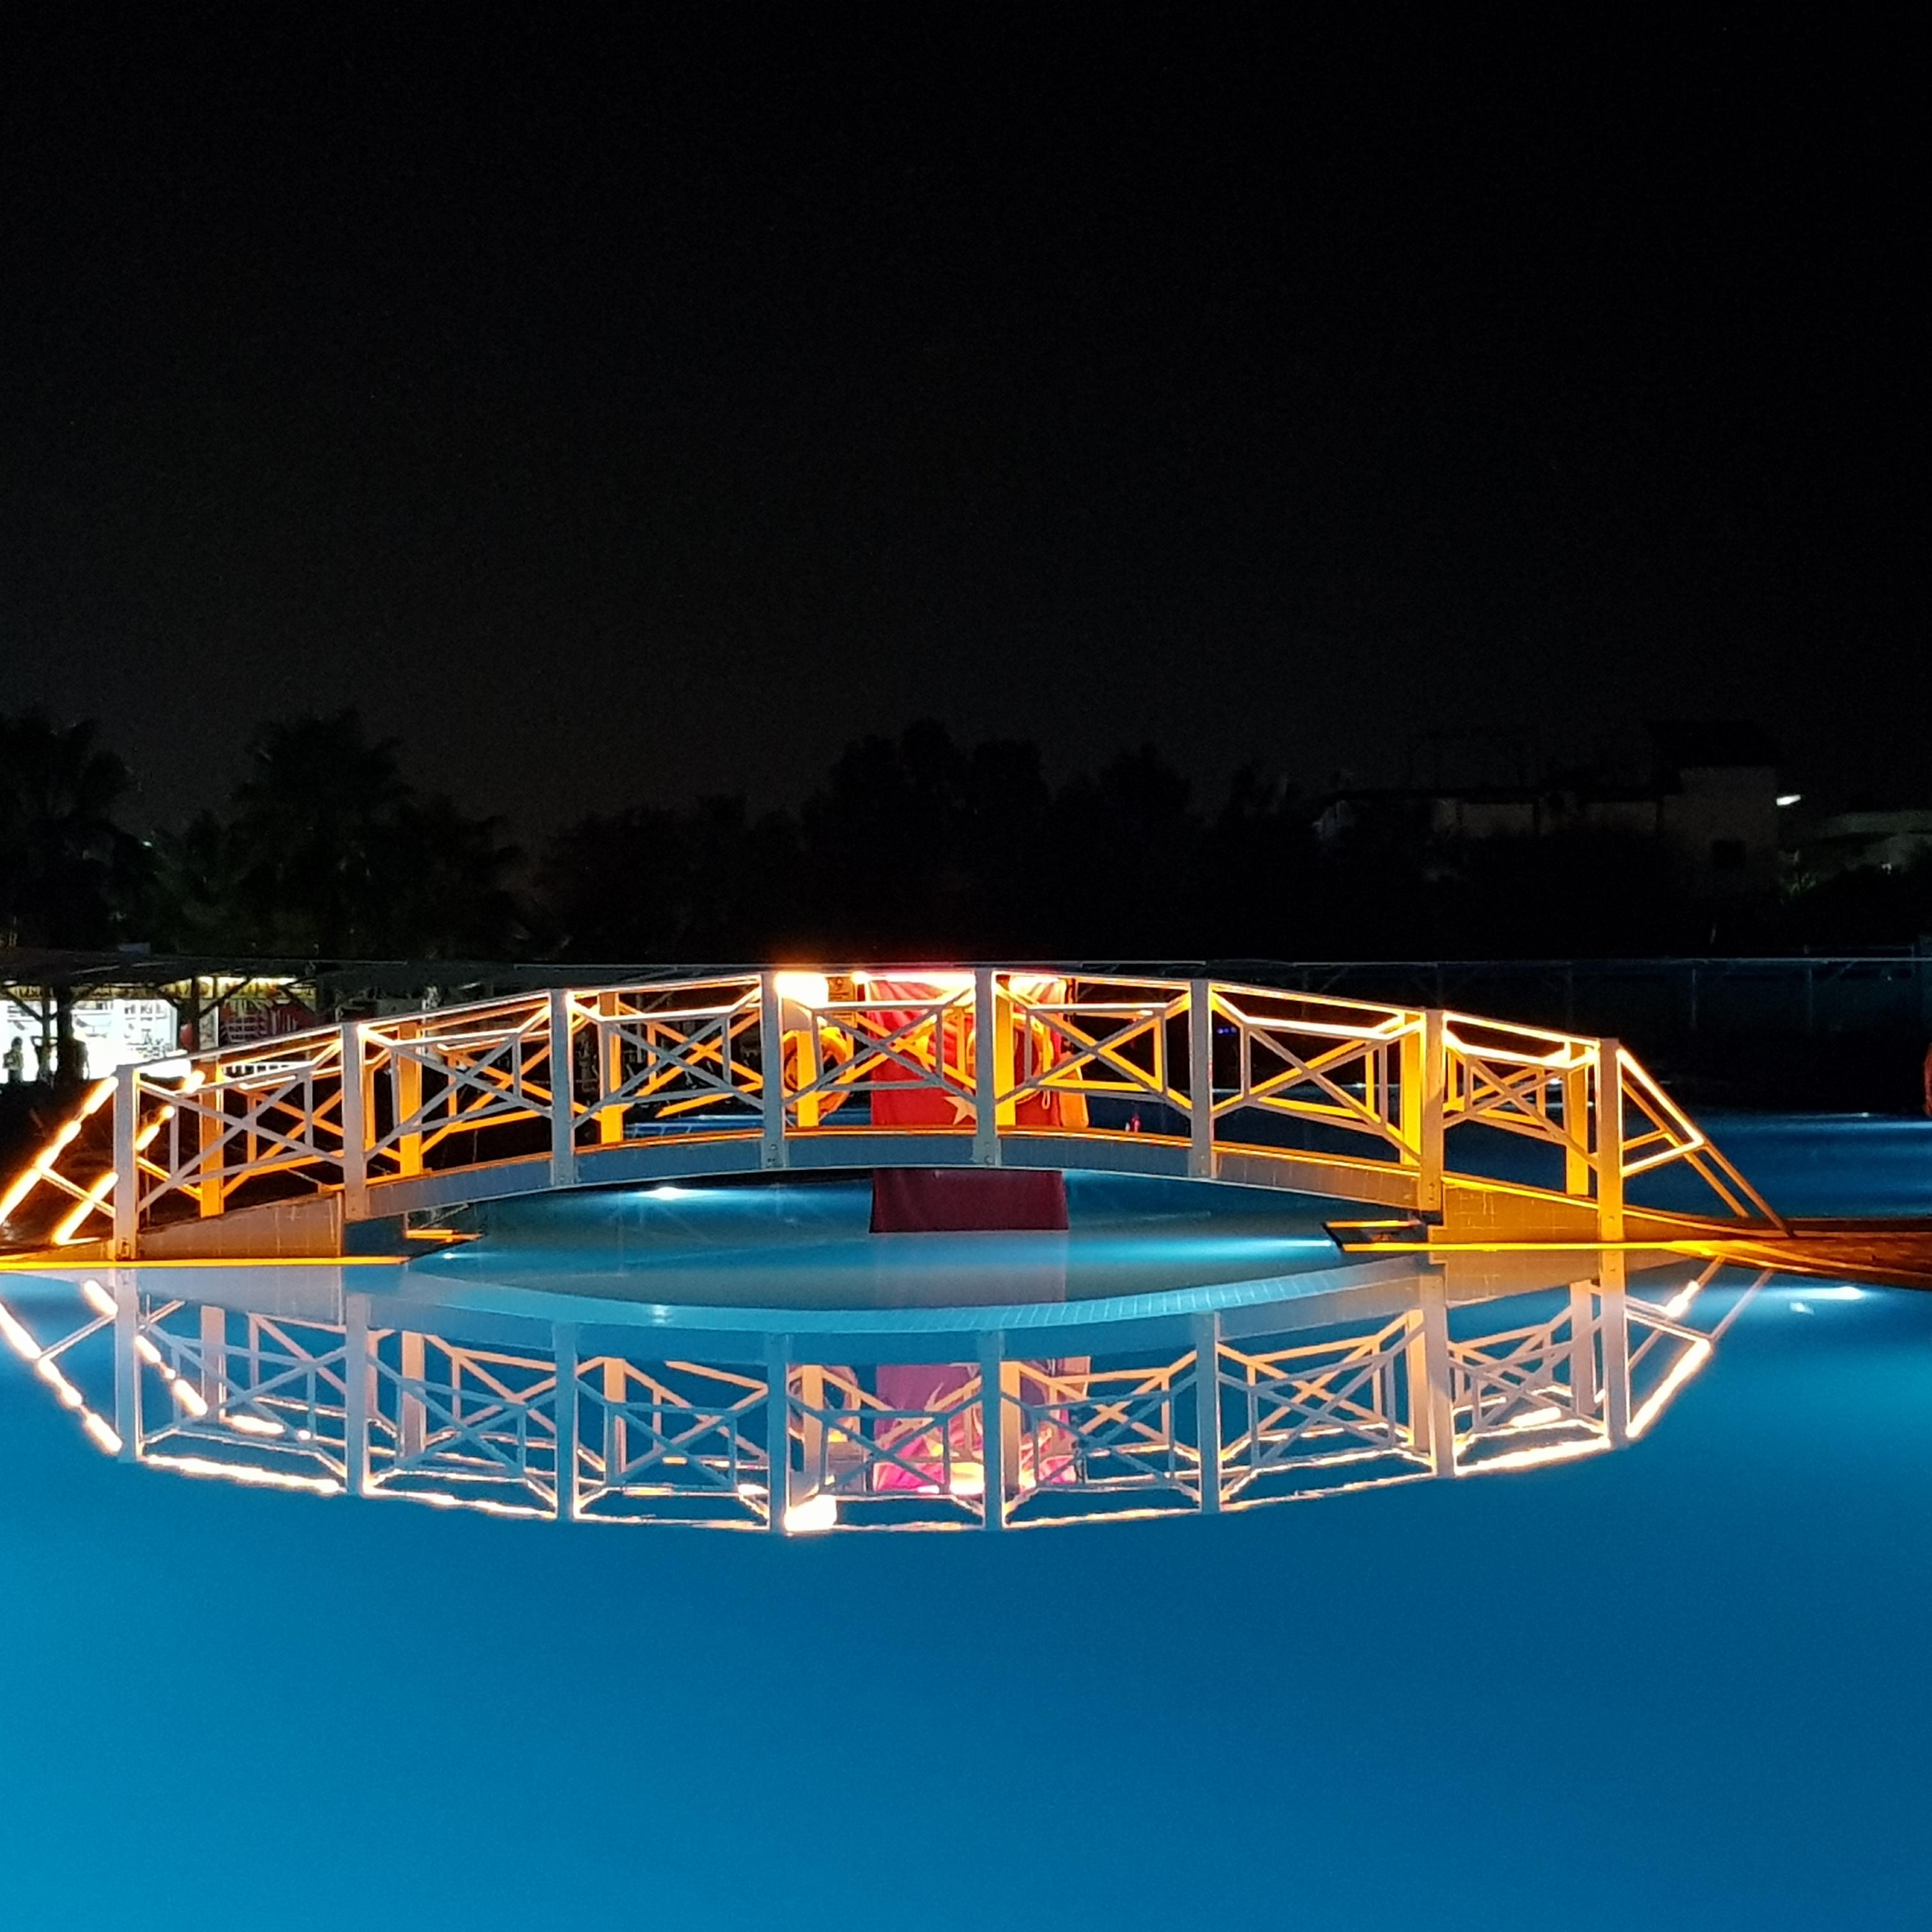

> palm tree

[{"left": 0, "top": 710, "right": 142, "bottom": 949}]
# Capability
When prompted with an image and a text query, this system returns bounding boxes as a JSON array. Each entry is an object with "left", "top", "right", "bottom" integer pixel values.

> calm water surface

[{"left": 3, "top": 1112, "right": 1929, "bottom": 1928}]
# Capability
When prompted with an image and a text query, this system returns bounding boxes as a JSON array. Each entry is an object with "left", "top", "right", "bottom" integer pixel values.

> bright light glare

[
  {"left": 773, "top": 972, "right": 831, "bottom": 1007},
  {"left": 1775, "top": 793, "right": 1802, "bottom": 808},
  {"left": 1818, "top": 1284, "right": 1863, "bottom": 1301},
  {"left": 782, "top": 1491, "right": 838, "bottom": 1534}
]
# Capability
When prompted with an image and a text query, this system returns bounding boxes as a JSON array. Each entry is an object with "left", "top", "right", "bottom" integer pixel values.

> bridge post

[
  {"left": 766, "top": 1337, "right": 790, "bottom": 1531},
  {"left": 1407, "top": 1272, "right": 1457, "bottom": 1477},
  {"left": 553, "top": 1322, "right": 578, "bottom": 1522},
  {"left": 1193, "top": 1310, "right": 1222, "bottom": 1512},
  {"left": 1188, "top": 981, "right": 1215, "bottom": 1179},
  {"left": 1596, "top": 1038, "right": 1625, "bottom": 1242},
  {"left": 548, "top": 990, "right": 578, "bottom": 1189},
  {"left": 1563, "top": 1059, "right": 1591, "bottom": 1199},
  {"left": 343, "top": 1292, "right": 369, "bottom": 1498},
  {"left": 112, "top": 1062, "right": 138, "bottom": 1260},
  {"left": 1599, "top": 1250, "right": 1630, "bottom": 1446},
  {"left": 339, "top": 1022, "right": 368, "bottom": 1223},
  {"left": 978, "top": 1333, "right": 1006, "bottom": 1528},
  {"left": 1399, "top": 1010, "right": 1446, "bottom": 1214},
  {"left": 974, "top": 969, "right": 1002, "bottom": 1167},
  {"left": 111, "top": 1270, "right": 139, "bottom": 1460},
  {"left": 759, "top": 974, "right": 787, "bottom": 1170}
]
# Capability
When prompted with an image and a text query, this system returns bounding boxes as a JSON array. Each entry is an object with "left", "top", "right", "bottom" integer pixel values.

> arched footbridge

[{"left": 1, "top": 968, "right": 1798, "bottom": 1264}]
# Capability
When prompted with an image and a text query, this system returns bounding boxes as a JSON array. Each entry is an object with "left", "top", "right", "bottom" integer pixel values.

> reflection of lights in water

[
  {"left": 0, "top": 1251, "right": 1775, "bottom": 1533},
  {"left": 1664, "top": 1280, "right": 1701, "bottom": 1319},
  {"left": 0, "top": 1303, "right": 42, "bottom": 1360},
  {"left": 144, "top": 1455, "right": 339, "bottom": 1496},
  {"left": 1468, "top": 1438, "right": 1607, "bottom": 1475},
  {"left": 222, "top": 1413, "right": 285, "bottom": 1438},
  {"left": 783, "top": 1492, "right": 838, "bottom": 1534},
  {"left": 1629, "top": 1340, "right": 1712, "bottom": 1439}
]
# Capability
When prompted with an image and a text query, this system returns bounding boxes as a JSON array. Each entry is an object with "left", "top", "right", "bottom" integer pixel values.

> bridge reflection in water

[{"left": 0, "top": 1243, "right": 1758, "bottom": 1533}]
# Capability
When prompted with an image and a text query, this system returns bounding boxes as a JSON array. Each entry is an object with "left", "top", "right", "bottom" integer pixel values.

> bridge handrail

[{"left": 0, "top": 967, "right": 1786, "bottom": 1256}]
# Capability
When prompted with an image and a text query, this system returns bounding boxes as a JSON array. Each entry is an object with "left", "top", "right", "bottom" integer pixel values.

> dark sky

[{"left": 3, "top": 13, "right": 1923, "bottom": 834}]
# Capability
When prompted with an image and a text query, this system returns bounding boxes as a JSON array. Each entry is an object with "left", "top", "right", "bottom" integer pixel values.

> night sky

[{"left": 3, "top": 15, "right": 1923, "bottom": 835}]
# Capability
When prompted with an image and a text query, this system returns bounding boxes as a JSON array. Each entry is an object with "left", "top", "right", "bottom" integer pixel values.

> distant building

[
  {"left": 1802, "top": 808, "right": 1932, "bottom": 879},
  {"left": 1315, "top": 721, "right": 1781, "bottom": 898}
]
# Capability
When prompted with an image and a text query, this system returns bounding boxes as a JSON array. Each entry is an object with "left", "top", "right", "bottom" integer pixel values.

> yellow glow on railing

[
  {"left": 83, "top": 1414, "right": 123, "bottom": 1456},
  {"left": 221, "top": 1413, "right": 286, "bottom": 1438},
  {"left": 82, "top": 1280, "right": 115, "bottom": 1319}
]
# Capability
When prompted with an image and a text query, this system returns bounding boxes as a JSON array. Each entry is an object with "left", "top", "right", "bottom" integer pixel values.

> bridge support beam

[
  {"left": 548, "top": 990, "right": 578, "bottom": 1190},
  {"left": 978, "top": 1333, "right": 1006, "bottom": 1528},
  {"left": 344, "top": 1292, "right": 370, "bottom": 1497},
  {"left": 974, "top": 969, "right": 1001, "bottom": 1168},
  {"left": 112, "top": 1062, "right": 137, "bottom": 1261},
  {"left": 553, "top": 1322, "right": 578, "bottom": 1522},
  {"left": 1600, "top": 1250, "right": 1630, "bottom": 1446},
  {"left": 112, "top": 1271, "right": 139, "bottom": 1460},
  {"left": 1400, "top": 1010, "right": 1446, "bottom": 1215},
  {"left": 759, "top": 974, "right": 786, "bottom": 1170},
  {"left": 1596, "top": 1038, "right": 1625, "bottom": 1243},
  {"left": 1193, "top": 1310, "right": 1222, "bottom": 1512},
  {"left": 1188, "top": 980, "right": 1215, "bottom": 1180},
  {"left": 340, "top": 1022, "right": 368, "bottom": 1222}
]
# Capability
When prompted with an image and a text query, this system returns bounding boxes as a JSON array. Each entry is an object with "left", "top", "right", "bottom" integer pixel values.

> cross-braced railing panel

[
  {"left": 1002, "top": 1354, "right": 1200, "bottom": 1523},
  {"left": 361, "top": 997, "right": 558, "bottom": 1183},
  {"left": 136, "top": 1301, "right": 354, "bottom": 1487},
  {"left": 1216, "top": 1314, "right": 1427, "bottom": 1501},
  {"left": 574, "top": 1356, "right": 769, "bottom": 1525},
  {"left": 783, "top": 1362, "right": 987, "bottom": 1527},
  {"left": 996, "top": 976, "right": 1186, "bottom": 1129},
  {"left": 137, "top": 1040, "right": 351, "bottom": 1222},
  {"left": 365, "top": 1331, "right": 562, "bottom": 1516},
  {"left": 781, "top": 987, "right": 978, "bottom": 1133},
  {"left": 569, "top": 979, "right": 766, "bottom": 1145},
  {"left": 1208, "top": 982, "right": 1424, "bottom": 1165}
]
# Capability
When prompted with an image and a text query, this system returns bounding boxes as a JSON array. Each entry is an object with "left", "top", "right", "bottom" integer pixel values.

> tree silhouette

[{"left": 0, "top": 710, "right": 145, "bottom": 949}]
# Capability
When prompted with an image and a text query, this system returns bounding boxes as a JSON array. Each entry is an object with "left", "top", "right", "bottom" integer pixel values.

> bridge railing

[
  {"left": 0, "top": 1261, "right": 1752, "bottom": 1529},
  {"left": 0, "top": 967, "right": 1782, "bottom": 1257}
]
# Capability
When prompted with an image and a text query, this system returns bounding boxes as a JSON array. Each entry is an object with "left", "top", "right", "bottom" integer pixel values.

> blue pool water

[{"left": 3, "top": 1114, "right": 1931, "bottom": 1927}]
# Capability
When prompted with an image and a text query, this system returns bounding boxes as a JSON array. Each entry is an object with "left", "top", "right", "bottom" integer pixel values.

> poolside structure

[{"left": 0, "top": 967, "right": 1784, "bottom": 1262}]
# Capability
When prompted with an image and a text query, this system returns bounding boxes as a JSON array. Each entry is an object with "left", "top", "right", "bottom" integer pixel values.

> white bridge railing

[
  {"left": 0, "top": 968, "right": 1782, "bottom": 1258},
  {"left": 0, "top": 1258, "right": 1756, "bottom": 1532}
]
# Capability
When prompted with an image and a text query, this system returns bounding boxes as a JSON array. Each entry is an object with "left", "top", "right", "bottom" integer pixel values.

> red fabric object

[{"left": 870, "top": 1166, "right": 1070, "bottom": 1233}]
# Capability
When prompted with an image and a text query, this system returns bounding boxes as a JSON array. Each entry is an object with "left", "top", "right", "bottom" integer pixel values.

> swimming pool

[{"left": 3, "top": 1114, "right": 1929, "bottom": 1926}]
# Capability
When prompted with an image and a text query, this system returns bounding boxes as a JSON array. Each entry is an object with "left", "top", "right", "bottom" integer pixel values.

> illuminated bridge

[{"left": 2, "top": 967, "right": 1782, "bottom": 1261}]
